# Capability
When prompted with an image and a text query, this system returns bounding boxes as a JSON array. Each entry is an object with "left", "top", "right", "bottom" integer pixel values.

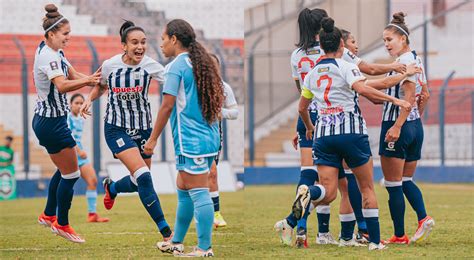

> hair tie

[
  {"left": 387, "top": 23, "right": 409, "bottom": 37},
  {"left": 45, "top": 17, "right": 66, "bottom": 33}
]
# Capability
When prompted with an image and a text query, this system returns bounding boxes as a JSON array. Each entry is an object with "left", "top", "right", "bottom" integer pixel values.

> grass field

[
  {"left": 1, "top": 183, "right": 473, "bottom": 258},
  {"left": 246, "top": 183, "right": 474, "bottom": 258},
  {"left": 0, "top": 191, "right": 244, "bottom": 258}
]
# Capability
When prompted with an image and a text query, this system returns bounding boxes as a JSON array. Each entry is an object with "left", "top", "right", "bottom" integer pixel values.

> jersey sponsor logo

[
  {"left": 117, "top": 92, "right": 141, "bottom": 101},
  {"left": 111, "top": 86, "right": 144, "bottom": 93},
  {"left": 116, "top": 138, "right": 125, "bottom": 148},
  {"left": 49, "top": 61, "right": 59, "bottom": 70},
  {"left": 320, "top": 113, "right": 345, "bottom": 126},
  {"left": 318, "top": 67, "right": 330, "bottom": 73},
  {"left": 386, "top": 141, "right": 396, "bottom": 151},
  {"left": 133, "top": 71, "right": 141, "bottom": 80},
  {"left": 319, "top": 106, "right": 344, "bottom": 115},
  {"left": 126, "top": 128, "right": 139, "bottom": 136},
  {"left": 351, "top": 69, "right": 361, "bottom": 77},
  {"left": 307, "top": 49, "right": 321, "bottom": 55}
]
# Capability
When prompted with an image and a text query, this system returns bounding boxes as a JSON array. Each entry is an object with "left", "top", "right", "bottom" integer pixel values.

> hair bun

[
  {"left": 45, "top": 4, "right": 61, "bottom": 19},
  {"left": 119, "top": 20, "right": 135, "bottom": 37},
  {"left": 321, "top": 17, "right": 335, "bottom": 33},
  {"left": 391, "top": 12, "right": 406, "bottom": 25}
]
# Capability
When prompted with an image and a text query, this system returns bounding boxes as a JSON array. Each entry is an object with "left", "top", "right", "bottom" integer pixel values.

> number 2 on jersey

[{"left": 317, "top": 75, "right": 332, "bottom": 106}]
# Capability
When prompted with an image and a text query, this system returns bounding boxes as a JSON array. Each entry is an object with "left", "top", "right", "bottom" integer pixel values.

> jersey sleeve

[
  {"left": 67, "top": 114, "right": 73, "bottom": 130},
  {"left": 163, "top": 63, "right": 182, "bottom": 97},
  {"left": 398, "top": 54, "right": 417, "bottom": 85},
  {"left": 149, "top": 60, "right": 165, "bottom": 83},
  {"left": 99, "top": 59, "right": 110, "bottom": 86},
  {"left": 38, "top": 50, "right": 65, "bottom": 80},
  {"left": 342, "top": 62, "right": 366, "bottom": 89},
  {"left": 301, "top": 75, "right": 314, "bottom": 99},
  {"left": 342, "top": 48, "right": 362, "bottom": 65},
  {"left": 290, "top": 52, "right": 299, "bottom": 80},
  {"left": 223, "top": 82, "right": 237, "bottom": 107}
]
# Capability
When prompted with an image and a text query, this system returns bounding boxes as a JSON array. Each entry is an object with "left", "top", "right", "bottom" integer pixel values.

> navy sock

[
  {"left": 386, "top": 182, "right": 405, "bottom": 237},
  {"left": 56, "top": 171, "right": 80, "bottom": 226},
  {"left": 44, "top": 169, "right": 61, "bottom": 216},
  {"left": 285, "top": 213, "right": 297, "bottom": 228},
  {"left": 295, "top": 167, "right": 318, "bottom": 231},
  {"left": 113, "top": 175, "right": 138, "bottom": 194},
  {"left": 136, "top": 172, "right": 170, "bottom": 237},
  {"left": 340, "top": 213, "right": 356, "bottom": 241},
  {"left": 403, "top": 178, "right": 427, "bottom": 221},
  {"left": 346, "top": 171, "right": 367, "bottom": 232},
  {"left": 362, "top": 209, "right": 380, "bottom": 244},
  {"left": 210, "top": 191, "right": 220, "bottom": 212},
  {"left": 316, "top": 205, "right": 330, "bottom": 233}
]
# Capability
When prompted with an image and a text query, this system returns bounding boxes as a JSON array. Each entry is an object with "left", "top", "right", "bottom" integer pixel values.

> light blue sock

[
  {"left": 189, "top": 188, "right": 214, "bottom": 251},
  {"left": 172, "top": 189, "right": 194, "bottom": 244},
  {"left": 86, "top": 190, "right": 97, "bottom": 213}
]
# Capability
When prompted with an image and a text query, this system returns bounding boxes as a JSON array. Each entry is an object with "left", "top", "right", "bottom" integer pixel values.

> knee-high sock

[
  {"left": 210, "top": 191, "right": 220, "bottom": 212},
  {"left": 345, "top": 170, "right": 367, "bottom": 232},
  {"left": 189, "top": 188, "right": 214, "bottom": 251},
  {"left": 44, "top": 169, "right": 61, "bottom": 216},
  {"left": 56, "top": 170, "right": 80, "bottom": 226},
  {"left": 135, "top": 168, "right": 170, "bottom": 237},
  {"left": 295, "top": 167, "right": 318, "bottom": 231},
  {"left": 402, "top": 177, "right": 427, "bottom": 221},
  {"left": 362, "top": 208, "right": 380, "bottom": 244},
  {"left": 340, "top": 213, "right": 356, "bottom": 241},
  {"left": 85, "top": 190, "right": 97, "bottom": 213},
  {"left": 110, "top": 175, "right": 138, "bottom": 196},
  {"left": 172, "top": 189, "right": 194, "bottom": 244},
  {"left": 385, "top": 180, "right": 405, "bottom": 237},
  {"left": 316, "top": 205, "right": 331, "bottom": 234}
]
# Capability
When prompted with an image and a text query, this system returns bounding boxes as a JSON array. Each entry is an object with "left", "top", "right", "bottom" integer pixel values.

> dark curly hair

[
  {"left": 165, "top": 19, "right": 223, "bottom": 124},
  {"left": 42, "top": 4, "right": 69, "bottom": 39}
]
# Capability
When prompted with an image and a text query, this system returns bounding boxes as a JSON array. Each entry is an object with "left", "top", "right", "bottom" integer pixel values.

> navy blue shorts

[
  {"left": 313, "top": 134, "right": 372, "bottom": 169},
  {"left": 379, "top": 119, "right": 423, "bottom": 162},
  {"left": 104, "top": 123, "right": 152, "bottom": 159},
  {"left": 297, "top": 111, "right": 318, "bottom": 148},
  {"left": 32, "top": 114, "right": 76, "bottom": 154}
]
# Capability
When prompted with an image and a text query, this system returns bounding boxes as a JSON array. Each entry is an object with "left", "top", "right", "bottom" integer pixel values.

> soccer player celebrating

[
  {"left": 293, "top": 16, "right": 414, "bottom": 251},
  {"left": 378, "top": 12, "right": 434, "bottom": 245},
  {"left": 68, "top": 93, "right": 109, "bottom": 223},
  {"left": 146, "top": 19, "right": 224, "bottom": 257},
  {"left": 81, "top": 20, "right": 172, "bottom": 243},
  {"left": 35, "top": 4, "right": 101, "bottom": 243}
]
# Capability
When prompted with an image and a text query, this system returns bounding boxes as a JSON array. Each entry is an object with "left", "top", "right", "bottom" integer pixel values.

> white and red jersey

[
  {"left": 302, "top": 58, "right": 367, "bottom": 138},
  {"left": 382, "top": 50, "right": 426, "bottom": 122},
  {"left": 101, "top": 54, "right": 164, "bottom": 130},
  {"left": 291, "top": 44, "right": 362, "bottom": 111}
]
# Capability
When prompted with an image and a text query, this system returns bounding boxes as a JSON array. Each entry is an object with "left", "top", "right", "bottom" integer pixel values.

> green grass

[
  {"left": 246, "top": 183, "right": 474, "bottom": 259},
  {"left": 0, "top": 191, "right": 244, "bottom": 258}
]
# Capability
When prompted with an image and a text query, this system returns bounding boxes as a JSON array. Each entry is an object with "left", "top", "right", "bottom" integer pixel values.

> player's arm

[
  {"left": 352, "top": 79, "right": 411, "bottom": 110},
  {"left": 385, "top": 81, "right": 416, "bottom": 142},
  {"left": 365, "top": 63, "right": 420, "bottom": 90},
  {"left": 418, "top": 82, "right": 430, "bottom": 115},
  {"left": 52, "top": 73, "right": 100, "bottom": 94},
  {"left": 358, "top": 61, "right": 406, "bottom": 76},
  {"left": 144, "top": 93, "right": 175, "bottom": 155},
  {"left": 79, "top": 83, "right": 107, "bottom": 118},
  {"left": 222, "top": 83, "right": 239, "bottom": 120},
  {"left": 294, "top": 79, "right": 302, "bottom": 93}
]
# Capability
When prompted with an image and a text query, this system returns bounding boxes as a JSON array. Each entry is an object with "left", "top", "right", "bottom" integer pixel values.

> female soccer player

[
  {"left": 275, "top": 8, "right": 410, "bottom": 248},
  {"left": 341, "top": 29, "right": 359, "bottom": 56},
  {"left": 80, "top": 20, "right": 172, "bottom": 242},
  {"left": 208, "top": 53, "right": 239, "bottom": 228},
  {"left": 378, "top": 12, "right": 434, "bottom": 245},
  {"left": 293, "top": 17, "right": 413, "bottom": 251},
  {"left": 68, "top": 93, "right": 109, "bottom": 223},
  {"left": 35, "top": 4, "right": 100, "bottom": 243},
  {"left": 145, "top": 19, "right": 224, "bottom": 257}
]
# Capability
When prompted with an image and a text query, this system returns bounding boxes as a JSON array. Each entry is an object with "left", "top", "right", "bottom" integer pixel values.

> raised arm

[
  {"left": 352, "top": 79, "right": 411, "bottom": 110},
  {"left": 358, "top": 60, "right": 406, "bottom": 76},
  {"left": 365, "top": 63, "right": 421, "bottom": 90},
  {"left": 52, "top": 71, "right": 100, "bottom": 94}
]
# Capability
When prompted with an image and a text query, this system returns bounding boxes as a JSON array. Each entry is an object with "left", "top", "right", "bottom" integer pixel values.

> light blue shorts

[{"left": 176, "top": 155, "right": 215, "bottom": 174}]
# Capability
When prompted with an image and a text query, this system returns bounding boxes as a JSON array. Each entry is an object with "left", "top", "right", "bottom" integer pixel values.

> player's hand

[
  {"left": 393, "top": 98, "right": 411, "bottom": 112},
  {"left": 392, "top": 62, "right": 406, "bottom": 74},
  {"left": 305, "top": 125, "right": 315, "bottom": 141},
  {"left": 405, "top": 63, "right": 422, "bottom": 76},
  {"left": 143, "top": 139, "right": 157, "bottom": 156},
  {"left": 292, "top": 135, "right": 299, "bottom": 150},
  {"left": 86, "top": 71, "right": 101, "bottom": 86},
  {"left": 78, "top": 150, "right": 87, "bottom": 159},
  {"left": 80, "top": 99, "right": 92, "bottom": 119},
  {"left": 385, "top": 125, "right": 401, "bottom": 142}
]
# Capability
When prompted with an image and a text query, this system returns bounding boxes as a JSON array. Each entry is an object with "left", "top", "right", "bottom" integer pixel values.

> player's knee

[{"left": 322, "top": 188, "right": 337, "bottom": 204}]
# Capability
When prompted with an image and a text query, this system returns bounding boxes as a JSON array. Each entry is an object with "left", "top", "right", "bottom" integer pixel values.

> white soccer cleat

[
  {"left": 174, "top": 247, "right": 214, "bottom": 257},
  {"left": 411, "top": 216, "right": 435, "bottom": 243},
  {"left": 316, "top": 232, "right": 338, "bottom": 245},
  {"left": 156, "top": 241, "right": 184, "bottom": 254},
  {"left": 274, "top": 219, "right": 293, "bottom": 246},
  {"left": 339, "top": 237, "right": 367, "bottom": 247},
  {"left": 368, "top": 242, "right": 387, "bottom": 251},
  {"left": 292, "top": 185, "right": 310, "bottom": 220}
]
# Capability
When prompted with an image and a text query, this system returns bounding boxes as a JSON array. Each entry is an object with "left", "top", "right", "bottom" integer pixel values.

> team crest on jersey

[
  {"left": 351, "top": 69, "right": 361, "bottom": 77},
  {"left": 318, "top": 67, "right": 330, "bottom": 73},
  {"left": 49, "top": 61, "right": 58, "bottom": 70}
]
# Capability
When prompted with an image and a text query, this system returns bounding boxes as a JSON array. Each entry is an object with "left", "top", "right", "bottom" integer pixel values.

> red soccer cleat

[
  {"left": 87, "top": 213, "right": 110, "bottom": 223},
  {"left": 51, "top": 220, "right": 85, "bottom": 243},
  {"left": 382, "top": 234, "right": 410, "bottom": 245},
  {"left": 38, "top": 212, "right": 57, "bottom": 227},
  {"left": 102, "top": 177, "right": 116, "bottom": 210}
]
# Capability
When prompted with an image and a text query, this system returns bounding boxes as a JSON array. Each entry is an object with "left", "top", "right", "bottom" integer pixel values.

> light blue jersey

[
  {"left": 163, "top": 52, "right": 220, "bottom": 158},
  {"left": 67, "top": 112, "right": 84, "bottom": 150}
]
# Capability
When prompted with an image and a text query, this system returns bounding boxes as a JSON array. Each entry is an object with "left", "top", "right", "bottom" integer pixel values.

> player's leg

[
  {"left": 343, "top": 160, "right": 368, "bottom": 242},
  {"left": 209, "top": 160, "right": 226, "bottom": 228},
  {"left": 38, "top": 168, "right": 60, "bottom": 226},
  {"left": 80, "top": 163, "right": 109, "bottom": 223},
  {"left": 337, "top": 175, "right": 364, "bottom": 247}
]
